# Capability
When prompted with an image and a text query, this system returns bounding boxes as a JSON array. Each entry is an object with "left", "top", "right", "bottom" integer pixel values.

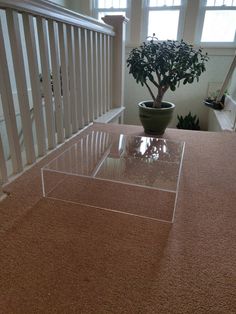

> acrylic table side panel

[{"left": 42, "top": 171, "right": 176, "bottom": 222}]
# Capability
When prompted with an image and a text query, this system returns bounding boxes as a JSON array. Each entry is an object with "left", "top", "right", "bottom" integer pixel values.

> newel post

[{"left": 102, "top": 15, "right": 128, "bottom": 113}]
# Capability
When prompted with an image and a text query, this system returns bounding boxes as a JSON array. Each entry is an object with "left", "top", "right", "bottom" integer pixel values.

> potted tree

[{"left": 127, "top": 36, "right": 209, "bottom": 135}]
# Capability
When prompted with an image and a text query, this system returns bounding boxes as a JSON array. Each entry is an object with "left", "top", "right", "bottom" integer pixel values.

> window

[
  {"left": 93, "top": 0, "right": 129, "bottom": 21},
  {"left": 143, "top": 0, "right": 187, "bottom": 41},
  {"left": 197, "top": 0, "right": 236, "bottom": 46}
]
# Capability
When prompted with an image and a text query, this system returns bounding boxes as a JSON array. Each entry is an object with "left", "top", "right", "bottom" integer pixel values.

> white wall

[
  {"left": 63, "top": 0, "right": 91, "bottom": 15},
  {"left": 48, "top": 0, "right": 66, "bottom": 7}
]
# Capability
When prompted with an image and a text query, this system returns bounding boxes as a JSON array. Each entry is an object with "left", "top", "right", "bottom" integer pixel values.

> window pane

[
  {"left": 215, "top": 0, "right": 224, "bottom": 5},
  {"left": 206, "top": 0, "right": 235, "bottom": 6},
  {"left": 201, "top": 10, "right": 236, "bottom": 41},
  {"left": 149, "top": 0, "right": 158, "bottom": 6},
  {"left": 206, "top": 0, "right": 215, "bottom": 5},
  {"left": 119, "top": 0, "right": 127, "bottom": 8},
  {"left": 166, "top": 0, "right": 181, "bottom": 5},
  {"left": 98, "top": 0, "right": 106, "bottom": 8},
  {"left": 224, "top": 0, "right": 235, "bottom": 5},
  {"left": 149, "top": 0, "right": 181, "bottom": 6},
  {"left": 104, "top": 0, "right": 112, "bottom": 8},
  {"left": 98, "top": 0, "right": 127, "bottom": 8},
  {"left": 112, "top": 0, "right": 127, "bottom": 8},
  {"left": 148, "top": 10, "right": 179, "bottom": 40}
]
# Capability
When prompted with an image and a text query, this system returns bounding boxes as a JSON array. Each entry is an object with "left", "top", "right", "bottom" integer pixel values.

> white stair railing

[
  {"left": 0, "top": 0, "right": 126, "bottom": 194},
  {"left": 0, "top": 131, "right": 7, "bottom": 197}
]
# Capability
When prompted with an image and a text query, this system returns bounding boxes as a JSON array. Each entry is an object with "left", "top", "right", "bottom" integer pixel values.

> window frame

[
  {"left": 196, "top": 0, "right": 236, "bottom": 47},
  {"left": 92, "top": 0, "right": 131, "bottom": 41},
  {"left": 141, "top": 0, "right": 187, "bottom": 41},
  {"left": 93, "top": 0, "right": 131, "bottom": 20}
]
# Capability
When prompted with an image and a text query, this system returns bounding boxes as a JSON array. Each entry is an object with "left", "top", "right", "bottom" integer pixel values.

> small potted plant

[
  {"left": 127, "top": 35, "right": 209, "bottom": 135},
  {"left": 177, "top": 112, "right": 200, "bottom": 130}
]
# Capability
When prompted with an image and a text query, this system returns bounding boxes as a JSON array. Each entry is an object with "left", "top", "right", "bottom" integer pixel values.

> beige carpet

[{"left": 0, "top": 123, "right": 236, "bottom": 313}]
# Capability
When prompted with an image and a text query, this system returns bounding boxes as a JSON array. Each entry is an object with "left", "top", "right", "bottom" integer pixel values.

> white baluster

[
  {"left": 37, "top": 16, "right": 56, "bottom": 149},
  {"left": 6, "top": 9, "right": 36, "bottom": 164},
  {"left": 58, "top": 22, "right": 72, "bottom": 138},
  {"left": 74, "top": 27, "right": 84, "bottom": 129},
  {"left": 67, "top": 24, "right": 78, "bottom": 133},
  {"left": 99, "top": 33, "right": 104, "bottom": 114},
  {"left": 107, "top": 35, "right": 112, "bottom": 110},
  {"left": 48, "top": 19, "right": 64, "bottom": 144},
  {"left": 93, "top": 32, "right": 99, "bottom": 119},
  {"left": 81, "top": 28, "right": 89, "bottom": 125},
  {"left": 0, "top": 17, "right": 23, "bottom": 173},
  {"left": 0, "top": 132, "right": 8, "bottom": 185},
  {"left": 23, "top": 13, "right": 46, "bottom": 157},
  {"left": 87, "top": 30, "right": 94, "bottom": 122},
  {"left": 103, "top": 34, "right": 108, "bottom": 113}
]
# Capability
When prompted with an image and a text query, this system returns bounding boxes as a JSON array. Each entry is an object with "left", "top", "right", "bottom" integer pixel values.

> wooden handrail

[{"left": 0, "top": 0, "right": 115, "bottom": 36}]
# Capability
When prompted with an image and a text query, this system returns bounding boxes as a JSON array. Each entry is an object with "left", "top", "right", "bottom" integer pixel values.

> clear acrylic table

[{"left": 42, "top": 131, "right": 185, "bottom": 223}]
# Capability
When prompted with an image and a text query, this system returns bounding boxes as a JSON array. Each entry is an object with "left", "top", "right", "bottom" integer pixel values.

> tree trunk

[{"left": 153, "top": 93, "right": 163, "bottom": 108}]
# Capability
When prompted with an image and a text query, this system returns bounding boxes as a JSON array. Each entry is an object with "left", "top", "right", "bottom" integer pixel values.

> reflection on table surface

[{"left": 44, "top": 131, "right": 185, "bottom": 192}]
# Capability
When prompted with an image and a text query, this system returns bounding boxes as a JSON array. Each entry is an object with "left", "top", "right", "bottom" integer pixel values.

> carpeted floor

[{"left": 0, "top": 123, "right": 236, "bottom": 313}]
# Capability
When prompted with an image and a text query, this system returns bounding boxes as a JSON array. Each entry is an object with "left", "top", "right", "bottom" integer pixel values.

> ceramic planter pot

[{"left": 138, "top": 101, "right": 175, "bottom": 135}]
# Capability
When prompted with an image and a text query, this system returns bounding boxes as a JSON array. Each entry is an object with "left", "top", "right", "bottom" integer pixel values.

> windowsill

[
  {"left": 199, "top": 42, "right": 236, "bottom": 47},
  {"left": 196, "top": 41, "right": 236, "bottom": 50},
  {"left": 200, "top": 46, "right": 236, "bottom": 56},
  {"left": 125, "top": 42, "right": 235, "bottom": 57}
]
